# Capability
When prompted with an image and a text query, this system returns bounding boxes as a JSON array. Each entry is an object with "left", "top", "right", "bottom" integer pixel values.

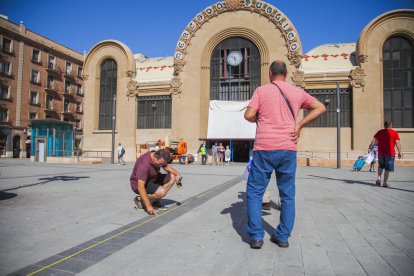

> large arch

[
  {"left": 170, "top": 0, "right": 303, "bottom": 152},
  {"left": 82, "top": 40, "right": 137, "bottom": 161},
  {"left": 353, "top": 9, "right": 414, "bottom": 151}
]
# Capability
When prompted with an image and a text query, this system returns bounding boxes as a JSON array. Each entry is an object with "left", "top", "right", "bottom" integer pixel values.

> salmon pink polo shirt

[{"left": 248, "top": 81, "right": 317, "bottom": 151}]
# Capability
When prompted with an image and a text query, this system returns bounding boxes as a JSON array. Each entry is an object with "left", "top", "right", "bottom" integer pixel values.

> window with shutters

[
  {"left": 304, "top": 88, "right": 352, "bottom": 127},
  {"left": 383, "top": 36, "right": 413, "bottom": 128},
  {"left": 210, "top": 37, "right": 260, "bottom": 101},
  {"left": 98, "top": 59, "right": 117, "bottom": 130},
  {"left": 137, "top": 95, "right": 171, "bottom": 129}
]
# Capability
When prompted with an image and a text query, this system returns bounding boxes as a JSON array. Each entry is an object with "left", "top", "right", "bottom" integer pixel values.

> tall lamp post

[
  {"left": 111, "top": 93, "right": 116, "bottom": 164},
  {"left": 336, "top": 82, "right": 341, "bottom": 169}
]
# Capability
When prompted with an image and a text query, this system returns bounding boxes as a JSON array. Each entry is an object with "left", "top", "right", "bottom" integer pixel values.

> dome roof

[{"left": 300, "top": 43, "right": 357, "bottom": 73}]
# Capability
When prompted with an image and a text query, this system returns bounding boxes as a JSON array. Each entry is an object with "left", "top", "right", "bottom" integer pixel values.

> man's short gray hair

[{"left": 269, "top": 60, "right": 287, "bottom": 76}]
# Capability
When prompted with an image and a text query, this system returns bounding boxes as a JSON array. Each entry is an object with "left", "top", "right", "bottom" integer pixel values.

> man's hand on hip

[{"left": 289, "top": 125, "right": 302, "bottom": 144}]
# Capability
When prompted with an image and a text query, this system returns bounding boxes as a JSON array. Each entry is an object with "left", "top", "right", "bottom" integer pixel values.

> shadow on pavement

[
  {"left": 309, "top": 174, "right": 414, "bottom": 193},
  {"left": 1, "top": 176, "right": 90, "bottom": 192},
  {"left": 221, "top": 192, "right": 276, "bottom": 245},
  {"left": 159, "top": 198, "right": 181, "bottom": 206},
  {"left": 0, "top": 191, "right": 17, "bottom": 200}
]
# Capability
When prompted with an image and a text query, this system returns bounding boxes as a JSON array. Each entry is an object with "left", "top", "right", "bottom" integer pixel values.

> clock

[{"left": 227, "top": 51, "right": 243, "bottom": 66}]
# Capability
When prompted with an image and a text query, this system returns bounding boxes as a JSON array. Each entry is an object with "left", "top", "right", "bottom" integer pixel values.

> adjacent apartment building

[{"left": 0, "top": 17, "right": 84, "bottom": 158}]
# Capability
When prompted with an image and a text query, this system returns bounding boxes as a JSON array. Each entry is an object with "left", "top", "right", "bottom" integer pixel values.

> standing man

[
  {"left": 130, "top": 149, "right": 181, "bottom": 215},
  {"left": 117, "top": 143, "right": 126, "bottom": 165},
  {"left": 244, "top": 60, "right": 326, "bottom": 249},
  {"left": 198, "top": 142, "right": 207, "bottom": 165},
  {"left": 368, "top": 121, "right": 401, "bottom": 187}
]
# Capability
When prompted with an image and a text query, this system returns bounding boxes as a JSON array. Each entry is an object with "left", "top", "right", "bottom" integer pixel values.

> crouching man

[{"left": 130, "top": 149, "right": 181, "bottom": 215}]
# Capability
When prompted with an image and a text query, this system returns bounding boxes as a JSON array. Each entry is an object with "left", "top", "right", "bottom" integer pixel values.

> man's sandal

[
  {"left": 133, "top": 196, "right": 145, "bottom": 210},
  {"left": 375, "top": 180, "right": 381, "bottom": 186}
]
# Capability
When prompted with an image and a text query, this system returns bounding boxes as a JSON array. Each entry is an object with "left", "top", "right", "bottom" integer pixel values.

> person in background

[
  {"left": 211, "top": 142, "right": 218, "bottom": 165},
  {"left": 225, "top": 145, "right": 231, "bottom": 165},
  {"left": 198, "top": 142, "right": 208, "bottom": 165},
  {"left": 368, "top": 121, "right": 402, "bottom": 187},
  {"left": 118, "top": 143, "right": 126, "bottom": 165},
  {"left": 368, "top": 143, "right": 378, "bottom": 172},
  {"left": 217, "top": 143, "right": 225, "bottom": 165}
]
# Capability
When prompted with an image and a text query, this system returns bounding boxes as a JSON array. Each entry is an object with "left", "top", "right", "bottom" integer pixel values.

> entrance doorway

[
  {"left": 232, "top": 141, "right": 252, "bottom": 162},
  {"left": 36, "top": 139, "right": 47, "bottom": 162},
  {"left": 13, "top": 135, "right": 20, "bottom": 158},
  {"left": 206, "top": 139, "right": 253, "bottom": 163}
]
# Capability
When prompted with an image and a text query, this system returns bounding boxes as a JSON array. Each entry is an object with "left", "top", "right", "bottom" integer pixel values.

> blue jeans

[{"left": 246, "top": 150, "right": 297, "bottom": 242}]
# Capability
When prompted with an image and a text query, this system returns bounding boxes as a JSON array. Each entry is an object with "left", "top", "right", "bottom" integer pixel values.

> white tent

[{"left": 206, "top": 100, "right": 256, "bottom": 139}]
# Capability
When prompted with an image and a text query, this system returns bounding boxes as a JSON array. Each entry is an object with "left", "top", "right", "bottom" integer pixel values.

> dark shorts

[
  {"left": 378, "top": 156, "right": 395, "bottom": 172},
  {"left": 131, "top": 174, "right": 171, "bottom": 195}
]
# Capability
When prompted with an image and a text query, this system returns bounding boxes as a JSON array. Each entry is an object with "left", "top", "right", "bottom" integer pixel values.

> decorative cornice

[
  {"left": 173, "top": 0, "right": 302, "bottom": 79},
  {"left": 291, "top": 70, "right": 305, "bottom": 88},
  {"left": 349, "top": 67, "right": 366, "bottom": 91}
]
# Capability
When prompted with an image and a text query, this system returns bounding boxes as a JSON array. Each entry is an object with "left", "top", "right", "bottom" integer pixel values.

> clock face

[{"left": 227, "top": 51, "right": 243, "bottom": 66}]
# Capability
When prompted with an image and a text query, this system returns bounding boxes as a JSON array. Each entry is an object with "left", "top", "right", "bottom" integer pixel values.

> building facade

[
  {"left": 82, "top": 1, "right": 414, "bottom": 163},
  {"left": 0, "top": 17, "right": 84, "bottom": 158}
]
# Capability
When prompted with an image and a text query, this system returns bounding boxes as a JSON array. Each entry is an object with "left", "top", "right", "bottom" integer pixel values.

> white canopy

[{"left": 206, "top": 100, "right": 256, "bottom": 139}]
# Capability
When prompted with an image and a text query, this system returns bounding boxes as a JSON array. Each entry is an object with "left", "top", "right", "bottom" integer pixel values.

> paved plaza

[{"left": 0, "top": 159, "right": 413, "bottom": 275}]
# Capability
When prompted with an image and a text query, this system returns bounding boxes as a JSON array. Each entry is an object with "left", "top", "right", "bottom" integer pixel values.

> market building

[
  {"left": 82, "top": 0, "right": 414, "bottom": 163},
  {"left": 0, "top": 17, "right": 84, "bottom": 158}
]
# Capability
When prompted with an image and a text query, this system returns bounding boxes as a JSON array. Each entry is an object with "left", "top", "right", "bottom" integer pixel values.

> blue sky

[{"left": 1, "top": 0, "right": 413, "bottom": 57}]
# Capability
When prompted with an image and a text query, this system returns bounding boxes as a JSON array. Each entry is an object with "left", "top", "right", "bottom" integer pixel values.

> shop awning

[{"left": 207, "top": 100, "right": 256, "bottom": 139}]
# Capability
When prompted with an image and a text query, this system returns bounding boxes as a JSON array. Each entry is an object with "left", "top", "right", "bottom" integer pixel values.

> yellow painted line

[
  {"left": 27, "top": 204, "right": 182, "bottom": 276},
  {"left": 27, "top": 178, "right": 240, "bottom": 276}
]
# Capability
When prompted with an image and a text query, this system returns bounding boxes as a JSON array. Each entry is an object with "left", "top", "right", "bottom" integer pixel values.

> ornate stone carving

[
  {"left": 127, "top": 79, "right": 138, "bottom": 97},
  {"left": 225, "top": 0, "right": 242, "bottom": 11},
  {"left": 171, "top": 76, "right": 182, "bottom": 89},
  {"left": 81, "top": 74, "right": 89, "bottom": 81},
  {"left": 291, "top": 70, "right": 305, "bottom": 88},
  {"left": 288, "top": 52, "right": 302, "bottom": 68},
  {"left": 126, "top": 70, "right": 135, "bottom": 78},
  {"left": 350, "top": 67, "right": 366, "bottom": 90},
  {"left": 173, "top": 59, "right": 186, "bottom": 75},
  {"left": 172, "top": 0, "right": 303, "bottom": 78},
  {"left": 358, "top": 55, "right": 368, "bottom": 63},
  {"left": 170, "top": 87, "right": 182, "bottom": 96}
]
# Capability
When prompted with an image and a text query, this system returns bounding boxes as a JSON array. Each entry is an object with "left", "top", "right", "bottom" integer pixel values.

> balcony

[
  {"left": 63, "top": 69, "right": 75, "bottom": 79},
  {"left": 29, "top": 100, "right": 41, "bottom": 107},
  {"left": 62, "top": 108, "right": 74, "bottom": 115},
  {"left": 0, "top": 95, "right": 13, "bottom": 102},
  {"left": 64, "top": 87, "right": 76, "bottom": 97},
  {"left": 45, "top": 84, "right": 60, "bottom": 94},
  {"left": 0, "top": 72, "right": 14, "bottom": 79},
  {"left": 44, "top": 105, "right": 56, "bottom": 112},
  {"left": 31, "top": 58, "right": 42, "bottom": 66},
  {"left": 45, "top": 63, "right": 62, "bottom": 75},
  {"left": 1, "top": 48, "right": 15, "bottom": 56},
  {"left": 30, "top": 79, "right": 42, "bottom": 86}
]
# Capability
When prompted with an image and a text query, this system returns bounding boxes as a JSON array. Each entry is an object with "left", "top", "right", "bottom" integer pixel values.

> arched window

[
  {"left": 210, "top": 37, "right": 260, "bottom": 101},
  {"left": 383, "top": 37, "right": 413, "bottom": 128},
  {"left": 99, "top": 59, "right": 117, "bottom": 130}
]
